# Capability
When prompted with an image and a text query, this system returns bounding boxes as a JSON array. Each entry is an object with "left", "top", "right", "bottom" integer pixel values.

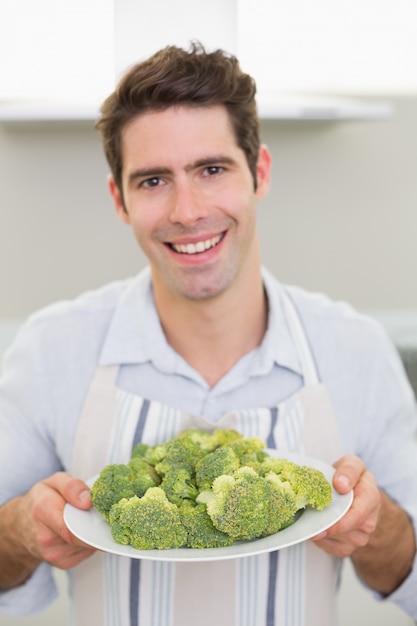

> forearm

[
  {"left": 351, "top": 490, "right": 416, "bottom": 596},
  {"left": 0, "top": 497, "right": 40, "bottom": 589}
]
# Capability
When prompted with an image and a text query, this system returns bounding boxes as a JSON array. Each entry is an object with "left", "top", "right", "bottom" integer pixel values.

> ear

[
  {"left": 255, "top": 144, "right": 271, "bottom": 200},
  {"left": 108, "top": 175, "right": 131, "bottom": 225}
]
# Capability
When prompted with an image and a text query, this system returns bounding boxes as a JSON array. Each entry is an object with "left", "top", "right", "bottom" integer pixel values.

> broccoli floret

[
  {"left": 130, "top": 442, "right": 151, "bottom": 459},
  {"left": 90, "top": 458, "right": 160, "bottom": 521},
  {"left": 195, "top": 447, "right": 240, "bottom": 491},
  {"left": 228, "top": 436, "right": 268, "bottom": 466},
  {"left": 278, "top": 463, "right": 332, "bottom": 511},
  {"left": 257, "top": 456, "right": 295, "bottom": 477},
  {"left": 258, "top": 455, "right": 332, "bottom": 511},
  {"left": 139, "top": 443, "right": 167, "bottom": 467},
  {"left": 179, "top": 500, "right": 234, "bottom": 548},
  {"left": 198, "top": 465, "right": 308, "bottom": 541},
  {"left": 199, "top": 466, "right": 273, "bottom": 541},
  {"left": 154, "top": 436, "right": 208, "bottom": 474},
  {"left": 108, "top": 487, "right": 187, "bottom": 550},
  {"left": 174, "top": 429, "right": 217, "bottom": 453},
  {"left": 211, "top": 428, "right": 243, "bottom": 448},
  {"left": 159, "top": 467, "right": 198, "bottom": 506},
  {"left": 262, "top": 472, "right": 299, "bottom": 534}
]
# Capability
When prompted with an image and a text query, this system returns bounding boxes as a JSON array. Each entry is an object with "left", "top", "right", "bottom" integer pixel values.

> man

[{"left": 0, "top": 43, "right": 416, "bottom": 625}]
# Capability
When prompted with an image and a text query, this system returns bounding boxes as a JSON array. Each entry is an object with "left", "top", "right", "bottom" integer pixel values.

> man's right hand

[{"left": 0, "top": 472, "right": 96, "bottom": 589}]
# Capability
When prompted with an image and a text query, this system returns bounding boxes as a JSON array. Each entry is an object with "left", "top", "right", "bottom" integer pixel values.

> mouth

[{"left": 168, "top": 233, "right": 225, "bottom": 255}]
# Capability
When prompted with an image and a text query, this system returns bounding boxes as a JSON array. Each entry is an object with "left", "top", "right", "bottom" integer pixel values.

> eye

[
  {"left": 140, "top": 177, "right": 162, "bottom": 189},
  {"left": 204, "top": 165, "right": 224, "bottom": 177}
]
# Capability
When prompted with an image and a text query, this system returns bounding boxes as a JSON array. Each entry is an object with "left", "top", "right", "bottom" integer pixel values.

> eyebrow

[
  {"left": 189, "top": 156, "right": 237, "bottom": 171},
  {"left": 127, "top": 155, "right": 237, "bottom": 186},
  {"left": 128, "top": 167, "right": 171, "bottom": 186}
]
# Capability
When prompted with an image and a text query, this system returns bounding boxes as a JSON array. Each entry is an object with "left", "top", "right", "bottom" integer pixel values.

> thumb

[{"left": 46, "top": 472, "right": 93, "bottom": 510}]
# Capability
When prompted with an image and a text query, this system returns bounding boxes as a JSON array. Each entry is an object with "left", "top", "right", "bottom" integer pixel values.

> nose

[{"left": 169, "top": 180, "right": 208, "bottom": 224}]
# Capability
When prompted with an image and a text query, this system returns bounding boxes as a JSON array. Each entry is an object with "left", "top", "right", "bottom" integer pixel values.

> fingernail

[
  {"left": 79, "top": 489, "right": 91, "bottom": 503},
  {"left": 337, "top": 475, "right": 351, "bottom": 491}
]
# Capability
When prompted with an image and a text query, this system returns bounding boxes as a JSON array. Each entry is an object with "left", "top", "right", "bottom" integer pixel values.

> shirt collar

[
  {"left": 252, "top": 267, "right": 303, "bottom": 377},
  {"left": 99, "top": 266, "right": 303, "bottom": 377}
]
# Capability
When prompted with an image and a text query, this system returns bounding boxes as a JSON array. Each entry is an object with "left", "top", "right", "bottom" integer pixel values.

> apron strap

[
  {"left": 71, "top": 364, "right": 119, "bottom": 479},
  {"left": 281, "top": 291, "right": 320, "bottom": 386}
]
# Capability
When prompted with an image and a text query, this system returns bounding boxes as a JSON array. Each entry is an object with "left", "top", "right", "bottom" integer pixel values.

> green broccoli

[
  {"left": 175, "top": 428, "right": 217, "bottom": 453},
  {"left": 257, "top": 456, "right": 294, "bottom": 477},
  {"left": 179, "top": 500, "right": 234, "bottom": 548},
  {"left": 138, "top": 443, "right": 167, "bottom": 467},
  {"left": 228, "top": 436, "right": 268, "bottom": 467},
  {"left": 154, "top": 435, "right": 208, "bottom": 474},
  {"left": 108, "top": 487, "right": 187, "bottom": 550},
  {"left": 90, "top": 457, "right": 160, "bottom": 521},
  {"left": 261, "top": 473, "right": 299, "bottom": 534},
  {"left": 277, "top": 462, "right": 332, "bottom": 511},
  {"left": 158, "top": 466, "right": 198, "bottom": 506},
  {"left": 211, "top": 428, "right": 243, "bottom": 448},
  {"left": 198, "top": 466, "right": 274, "bottom": 541},
  {"left": 130, "top": 442, "right": 151, "bottom": 460},
  {"left": 91, "top": 430, "right": 333, "bottom": 551},
  {"left": 195, "top": 446, "right": 240, "bottom": 491}
]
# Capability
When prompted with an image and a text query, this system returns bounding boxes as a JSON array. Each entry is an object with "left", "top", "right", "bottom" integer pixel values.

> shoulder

[
  {"left": 32, "top": 276, "right": 135, "bottom": 320},
  {"left": 263, "top": 269, "right": 398, "bottom": 365},
  {"left": 286, "top": 283, "right": 389, "bottom": 345},
  {"left": 282, "top": 285, "right": 409, "bottom": 399},
  {"left": 7, "top": 275, "right": 144, "bottom": 366}
]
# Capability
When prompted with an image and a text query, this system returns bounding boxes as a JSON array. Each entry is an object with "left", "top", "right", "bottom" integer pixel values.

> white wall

[
  {"left": 1, "top": 96, "right": 416, "bottom": 320},
  {"left": 258, "top": 96, "right": 417, "bottom": 311}
]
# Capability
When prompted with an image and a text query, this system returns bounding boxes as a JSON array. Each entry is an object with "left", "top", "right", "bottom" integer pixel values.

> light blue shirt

[{"left": 1, "top": 267, "right": 417, "bottom": 617}]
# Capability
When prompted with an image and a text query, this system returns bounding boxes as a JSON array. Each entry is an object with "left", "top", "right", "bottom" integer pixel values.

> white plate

[{"left": 64, "top": 451, "right": 353, "bottom": 562}]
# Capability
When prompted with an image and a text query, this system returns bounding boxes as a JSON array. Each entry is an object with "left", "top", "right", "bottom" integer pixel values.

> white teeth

[{"left": 172, "top": 234, "right": 222, "bottom": 255}]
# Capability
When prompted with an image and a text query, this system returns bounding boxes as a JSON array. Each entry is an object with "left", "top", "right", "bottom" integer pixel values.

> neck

[{"left": 153, "top": 267, "right": 267, "bottom": 388}]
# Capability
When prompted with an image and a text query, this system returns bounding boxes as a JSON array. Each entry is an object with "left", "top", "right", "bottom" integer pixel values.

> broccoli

[
  {"left": 179, "top": 500, "right": 234, "bottom": 548},
  {"left": 130, "top": 442, "right": 151, "bottom": 459},
  {"left": 158, "top": 466, "right": 198, "bottom": 506},
  {"left": 175, "top": 428, "right": 217, "bottom": 453},
  {"left": 109, "top": 487, "right": 187, "bottom": 550},
  {"left": 257, "top": 456, "right": 294, "bottom": 477},
  {"left": 277, "top": 462, "right": 332, "bottom": 511},
  {"left": 261, "top": 473, "right": 299, "bottom": 534},
  {"left": 91, "top": 430, "right": 333, "bottom": 551},
  {"left": 228, "top": 436, "right": 268, "bottom": 467},
  {"left": 139, "top": 443, "right": 167, "bottom": 467},
  {"left": 195, "top": 446, "right": 240, "bottom": 491},
  {"left": 211, "top": 428, "right": 243, "bottom": 448},
  {"left": 152, "top": 435, "right": 208, "bottom": 474},
  {"left": 198, "top": 467, "right": 274, "bottom": 541},
  {"left": 197, "top": 464, "right": 314, "bottom": 540},
  {"left": 90, "top": 457, "right": 160, "bottom": 521}
]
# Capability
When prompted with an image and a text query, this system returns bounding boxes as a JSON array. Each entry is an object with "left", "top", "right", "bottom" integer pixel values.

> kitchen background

[{"left": 0, "top": 1, "right": 416, "bottom": 625}]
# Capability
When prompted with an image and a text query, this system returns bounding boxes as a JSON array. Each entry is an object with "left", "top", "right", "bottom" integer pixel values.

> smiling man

[
  {"left": 109, "top": 104, "right": 270, "bottom": 385},
  {"left": 0, "top": 43, "right": 416, "bottom": 626}
]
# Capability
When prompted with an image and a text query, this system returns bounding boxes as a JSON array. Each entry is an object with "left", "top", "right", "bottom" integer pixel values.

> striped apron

[{"left": 70, "top": 293, "right": 344, "bottom": 626}]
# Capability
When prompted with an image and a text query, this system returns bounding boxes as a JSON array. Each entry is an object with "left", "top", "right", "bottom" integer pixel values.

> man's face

[{"left": 110, "top": 105, "right": 270, "bottom": 303}]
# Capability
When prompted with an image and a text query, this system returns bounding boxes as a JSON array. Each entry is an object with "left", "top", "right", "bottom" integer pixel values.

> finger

[
  {"left": 332, "top": 455, "right": 366, "bottom": 494},
  {"left": 35, "top": 526, "right": 95, "bottom": 568},
  {"left": 30, "top": 475, "right": 92, "bottom": 548},
  {"left": 312, "top": 529, "right": 372, "bottom": 558},
  {"left": 44, "top": 472, "right": 92, "bottom": 509}
]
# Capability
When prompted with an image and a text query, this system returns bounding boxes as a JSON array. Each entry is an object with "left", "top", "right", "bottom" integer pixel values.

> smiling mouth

[{"left": 169, "top": 233, "right": 224, "bottom": 255}]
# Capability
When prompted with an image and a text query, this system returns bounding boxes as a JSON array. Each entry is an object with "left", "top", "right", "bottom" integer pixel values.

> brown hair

[{"left": 95, "top": 41, "right": 260, "bottom": 192}]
